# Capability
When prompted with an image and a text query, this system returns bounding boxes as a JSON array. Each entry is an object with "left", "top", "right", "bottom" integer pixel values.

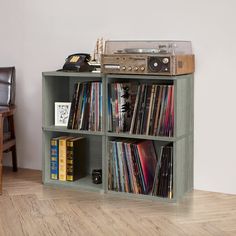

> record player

[{"left": 101, "top": 40, "right": 195, "bottom": 75}]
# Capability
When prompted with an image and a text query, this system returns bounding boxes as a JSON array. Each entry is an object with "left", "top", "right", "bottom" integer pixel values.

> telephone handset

[{"left": 62, "top": 53, "right": 94, "bottom": 72}]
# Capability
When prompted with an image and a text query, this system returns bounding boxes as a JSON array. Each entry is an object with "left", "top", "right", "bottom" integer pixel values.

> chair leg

[
  {"left": 11, "top": 146, "right": 17, "bottom": 172},
  {"left": 0, "top": 115, "right": 4, "bottom": 194},
  {"left": 8, "top": 115, "right": 17, "bottom": 172}
]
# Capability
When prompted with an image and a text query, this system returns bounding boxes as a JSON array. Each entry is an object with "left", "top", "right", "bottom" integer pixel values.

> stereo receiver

[{"left": 101, "top": 40, "right": 195, "bottom": 76}]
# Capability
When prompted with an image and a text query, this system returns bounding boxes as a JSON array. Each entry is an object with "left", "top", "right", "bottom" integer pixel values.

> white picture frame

[{"left": 54, "top": 102, "right": 71, "bottom": 126}]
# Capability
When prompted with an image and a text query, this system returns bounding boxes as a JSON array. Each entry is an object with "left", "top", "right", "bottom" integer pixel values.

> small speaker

[
  {"left": 148, "top": 57, "right": 162, "bottom": 72},
  {"left": 92, "top": 169, "right": 102, "bottom": 184}
]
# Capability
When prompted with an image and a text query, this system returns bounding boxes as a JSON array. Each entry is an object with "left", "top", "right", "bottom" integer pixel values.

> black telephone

[{"left": 62, "top": 53, "right": 94, "bottom": 72}]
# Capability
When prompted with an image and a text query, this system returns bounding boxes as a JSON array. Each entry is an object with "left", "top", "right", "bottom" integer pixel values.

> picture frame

[{"left": 54, "top": 102, "right": 71, "bottom": 126}]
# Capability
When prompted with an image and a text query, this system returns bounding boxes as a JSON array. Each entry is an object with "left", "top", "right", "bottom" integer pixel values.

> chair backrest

[{"left": 0, "top": 67, "right": 15, "bottom": 106}]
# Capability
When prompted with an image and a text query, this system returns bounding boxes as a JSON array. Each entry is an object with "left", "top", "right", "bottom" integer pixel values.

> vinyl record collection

[
  {"left": 107, "top": 82, "right": 137, "bottom": 132},
  {"left": 108, "top": 82, "right": 174, "bottom": 137},
  {"left": 68, "top": 81, "right": 102, "bottom": 131},
  {"left": 108, "top": 139, "right": 173, "bottom": 198}
]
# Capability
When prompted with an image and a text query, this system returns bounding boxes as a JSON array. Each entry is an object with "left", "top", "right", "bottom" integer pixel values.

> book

[
  {"left": 66, "top": 137, "right": 86, "bottom": 181},
  {"left": 50, "top": 137, "right": 60, "bottom": 180},
  {"left": 59, "top": 136, "right": 73, "bottom": 181}
]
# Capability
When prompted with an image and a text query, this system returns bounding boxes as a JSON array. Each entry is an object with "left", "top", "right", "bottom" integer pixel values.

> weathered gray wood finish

[
  {"left": 42, "top": 71, "right": 194, "bottom": 202},
  {"left": 42, "top": 72, "right": 105, "bottom": 192}
]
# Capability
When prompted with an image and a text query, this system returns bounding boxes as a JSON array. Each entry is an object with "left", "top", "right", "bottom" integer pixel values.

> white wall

[{"left": 0, "top": 0, "right": 236, "bottom": 194}]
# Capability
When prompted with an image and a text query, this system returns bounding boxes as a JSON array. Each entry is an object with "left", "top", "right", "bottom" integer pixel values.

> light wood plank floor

[{"left": 1, "top": 167, "right": 236, "bottom": 236}]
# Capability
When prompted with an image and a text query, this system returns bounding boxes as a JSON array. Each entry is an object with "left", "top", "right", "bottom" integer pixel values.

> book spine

[
  {"left": 59, "top": 138, "right": 68, "bottom": 181},
  {"left": 66, "top": 140, "right": 74, "bottom": 181},
  {"left": 50, "top": 138, "right": 59, "bottom": 180}
]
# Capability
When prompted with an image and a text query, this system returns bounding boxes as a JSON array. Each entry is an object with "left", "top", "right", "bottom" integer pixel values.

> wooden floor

[{"left": 0, "top": 168, "right": 236, "bottom": 236}]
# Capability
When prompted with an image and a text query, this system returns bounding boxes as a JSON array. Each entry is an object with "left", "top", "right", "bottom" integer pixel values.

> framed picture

[{"left": 54, "top": 102, "right": 71, "bottom": 126}]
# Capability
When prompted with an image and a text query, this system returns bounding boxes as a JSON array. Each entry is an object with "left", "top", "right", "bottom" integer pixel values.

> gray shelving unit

[
  {"left": 42, "top": 72, "right": 105, "bottom": 193},
  {"left": 42, "top": 71, "right": 194, "bottom": 201}
]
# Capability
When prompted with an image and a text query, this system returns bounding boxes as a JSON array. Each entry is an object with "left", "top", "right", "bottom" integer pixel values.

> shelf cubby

[{"left": 42, "top": 71, "right": 193, "bottom": 201}]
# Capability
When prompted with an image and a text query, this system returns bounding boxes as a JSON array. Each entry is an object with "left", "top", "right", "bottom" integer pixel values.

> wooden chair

[{"left": 0, "top": 106, "right": 17, "bottom": 194}]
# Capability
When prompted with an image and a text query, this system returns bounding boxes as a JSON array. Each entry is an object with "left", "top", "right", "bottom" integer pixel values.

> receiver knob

[
  {"left": 140, "top": 66, "right": 145, "bottom": 71},
  {"left": 134, "top": 66, "right": 138, "bottom": 71},
  {"left": 162, "top": 57, "right": 169, "bottom": 64},
  {"left": 122, "top": 66, "right": 126, "bottom": 70},
  {"left": 128, "top": 66, "right": 132, "bottom": 71}
]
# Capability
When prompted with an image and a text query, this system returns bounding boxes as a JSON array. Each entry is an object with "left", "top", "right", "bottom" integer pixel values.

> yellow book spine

[{"left": 59, "top": 138, "right": 68, "bottom": 181}]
